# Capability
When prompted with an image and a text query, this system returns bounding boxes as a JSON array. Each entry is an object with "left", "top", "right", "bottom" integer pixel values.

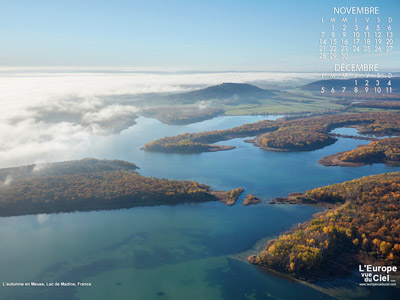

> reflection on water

[
  {"left": 0, "top": 115, "right": 399, "bottom": 300},
  {"left": 331, "top": 127, "right": 390, "bottom": 140}
]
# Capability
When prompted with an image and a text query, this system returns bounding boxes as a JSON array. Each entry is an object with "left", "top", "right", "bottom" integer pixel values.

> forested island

[
  {"left": 0, "top": 159, "right": 244, "bottom": 217},
  {"left": 320, "top": 137, "right": 400, "bottom": 167},
  {"left": 143, "top": 112, "right": 400, "bottom": 153},
  {"left": 249, "top": 172, "right": 400, "bottom": 280}
]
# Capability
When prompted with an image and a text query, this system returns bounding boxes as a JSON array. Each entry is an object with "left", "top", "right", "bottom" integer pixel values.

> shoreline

[
  {"left": 0, "top": 196, "right": 220, "bottom": 219},
  {"left": 140, "top": 144, "right": 235, "bottom": 153},
  {"left": 319, "top": 148, "right": 400, "bottom": 167},
  {"left": 142, "top": 112, "right": 400, "bottom": 155},
  {"left": 231, "top": 236, "right": 362, "bottom": 300},
  {"left": 250, "top": 173, "right": 400, "bottom": 285},
  {"left": 319, "top": 151, "right": 366, "bottom": 167},
  {"left": 0, "top": 185, "right": 243, "bottom": 218}
]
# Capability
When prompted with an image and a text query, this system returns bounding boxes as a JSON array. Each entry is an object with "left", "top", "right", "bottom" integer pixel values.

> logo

[{"left": 358, "top": 265, "right": 397, "bottom": 287}]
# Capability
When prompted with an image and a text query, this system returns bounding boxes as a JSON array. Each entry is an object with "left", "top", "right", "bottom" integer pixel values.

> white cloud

[
  {"left": 82, "top": 104, "right": 139, "bottom": 125},
  {"left": 36, "top": 96, "right": 104, "bottom": 115}
]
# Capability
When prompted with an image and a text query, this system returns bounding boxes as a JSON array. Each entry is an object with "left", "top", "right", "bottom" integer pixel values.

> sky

[{"left": 0, "top": 0, "right": 399, "bottom": 71}]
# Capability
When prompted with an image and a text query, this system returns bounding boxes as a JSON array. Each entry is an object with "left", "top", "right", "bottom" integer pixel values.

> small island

[
  {"left": 243, "top": 194, "right": 260, "bottom": 206},
  {"left": 142, "top": 139, "right": 235, "bottom": 153},
  {"left": 249, "top": 172, "right": 400, "bottom": 281},
  {"left": 251, "top": 128, "right": 336, "bottom": 152},
  {"left": 0, "top": 159, "right": 242, "bottom": 217}
]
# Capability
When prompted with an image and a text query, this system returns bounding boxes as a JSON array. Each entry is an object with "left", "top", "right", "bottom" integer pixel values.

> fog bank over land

[{"left": 0, "top": 70, "right": 320, "bottom": 168}]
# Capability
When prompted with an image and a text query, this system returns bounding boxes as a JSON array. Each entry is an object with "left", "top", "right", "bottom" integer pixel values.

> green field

[
  {"left": 222, "top": 99, "right": 343, "bottom": 115},
  {"left": 117, "top": 85, "right": 394, "bottom": 121}
]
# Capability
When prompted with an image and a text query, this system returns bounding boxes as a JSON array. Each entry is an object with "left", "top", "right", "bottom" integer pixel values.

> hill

[
  {"left": 170, "top": 83, "right": 276, "bottom": 104},
  {"left": 302, "top": 77, "right": 400, "bottom": 96}
]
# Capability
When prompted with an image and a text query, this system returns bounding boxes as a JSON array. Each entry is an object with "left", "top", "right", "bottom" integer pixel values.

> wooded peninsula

[
  {"left": 249, "top": 172, "right": 400, "bottom": 281},
  {"left": 142, "top": 112, "right": 400, "bottom": 153},
  {"left": 0, "top": 159, "right": 244, "bottom": 217},
  {"left": 320, "top": 137, "right": 400, "bottom": 167}
]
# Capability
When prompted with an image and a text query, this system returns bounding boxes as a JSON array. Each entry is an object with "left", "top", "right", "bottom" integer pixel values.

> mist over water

[{"left": 0, "top": 70, "right": 320, "bottom": 168}]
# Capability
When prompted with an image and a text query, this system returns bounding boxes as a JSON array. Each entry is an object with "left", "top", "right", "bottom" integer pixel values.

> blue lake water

[
  {"left": 331, "top": 127, "right": 390, "bottom": 139},
  {"left": 1, "top": 116, "right": 399, "bottom": 300}
]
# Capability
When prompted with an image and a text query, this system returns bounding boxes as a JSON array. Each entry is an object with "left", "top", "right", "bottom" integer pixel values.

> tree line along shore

[
  {"left": 0, "top": 159, "right": 249, "bottom": 217},
  {"left": 142, "top": 112, "right": 400, "bottom": 155}
]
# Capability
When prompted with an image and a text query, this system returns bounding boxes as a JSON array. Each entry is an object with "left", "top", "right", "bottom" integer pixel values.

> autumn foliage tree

[
  {"left": 143, "top": 112, "right": 400, "bottom": 153},
  {"left": 250, "top": 172, "right": 400, "bottom": 278}
]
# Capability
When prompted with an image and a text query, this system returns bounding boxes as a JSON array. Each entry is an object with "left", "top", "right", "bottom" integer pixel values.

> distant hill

[
  {"left": 302, "top": 77, "right": 400, "bottom": 94},
  {"left": 170, "top": 83, "right": 275, "bottom": 104}
]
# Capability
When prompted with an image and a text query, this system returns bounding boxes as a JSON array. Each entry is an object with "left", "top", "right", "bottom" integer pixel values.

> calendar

[{"left": 319, "top": 5, "right": 395, "bottom": 95}]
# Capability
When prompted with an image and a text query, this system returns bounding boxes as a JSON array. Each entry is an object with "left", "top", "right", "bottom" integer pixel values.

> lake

[{"left": 1, "top": 116, "right": 399, "bottom": 300}]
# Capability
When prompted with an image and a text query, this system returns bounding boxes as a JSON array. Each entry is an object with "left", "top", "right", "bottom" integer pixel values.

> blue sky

[{"left": 0, "top": 0, "right": 398, "bottom": 71}]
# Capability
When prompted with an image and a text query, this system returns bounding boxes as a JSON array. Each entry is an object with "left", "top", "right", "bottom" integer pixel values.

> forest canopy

[
  {"left": 0, "top": 159, "right": 241, "bottom": 217},
  {"left": 320, "top": 137, "right": 400, "bottom": 166},
  {"left": 249, "top": 172, "right": 400, "bottom": 279}
]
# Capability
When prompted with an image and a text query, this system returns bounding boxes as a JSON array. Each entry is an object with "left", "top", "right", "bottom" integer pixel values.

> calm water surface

[{"left": 1, "top": 116, "right": 399, "bottom": 300}]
